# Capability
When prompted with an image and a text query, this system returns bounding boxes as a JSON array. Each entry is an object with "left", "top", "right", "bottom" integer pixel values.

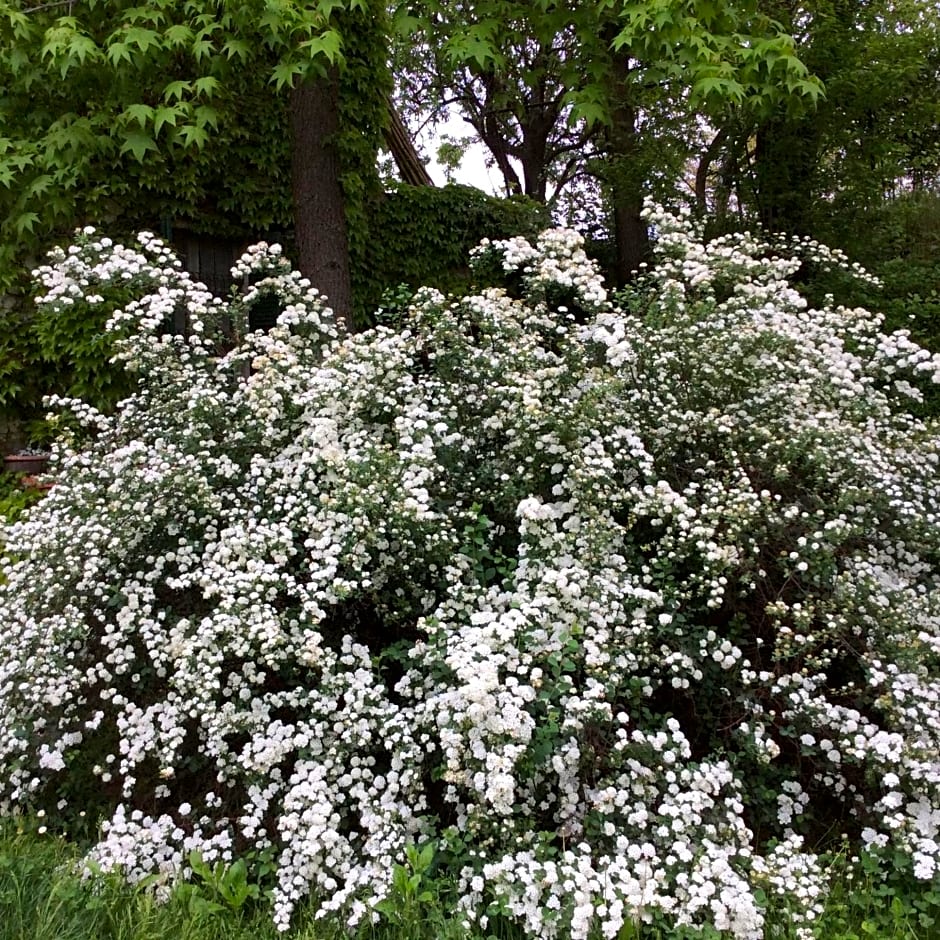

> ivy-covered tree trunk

[
  {"left": 607, "top": 57, "right": 650, "bottom": 285},
  {"left": 290, "top": 70, "right": 353, "bottom": 325},
  {"left": 752, "top": 117, "right": 822, "bottom": 234}
]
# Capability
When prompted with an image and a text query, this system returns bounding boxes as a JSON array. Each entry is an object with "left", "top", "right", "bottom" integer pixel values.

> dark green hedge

[{"left": 353, "top": 183, "right": 548, "bottom": 323}]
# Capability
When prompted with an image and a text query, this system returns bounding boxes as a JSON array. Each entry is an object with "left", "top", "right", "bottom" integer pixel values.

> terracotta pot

[
  {"left": 3, "top": 454, "right": 50, "bottom": 475},
  {"left": 22, "top": 475, "right": 54, "bottom": 492}
]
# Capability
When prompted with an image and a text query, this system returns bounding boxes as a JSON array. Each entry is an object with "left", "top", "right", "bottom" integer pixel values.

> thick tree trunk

[
  {"left": 519, "top": 112, "right": 553, "bottom": 203},
  {"left": 607, "top": 57, "right": 650, "bottom": 284},
  {"left": 612, "top": 185, "right": 647, "bottom": 281},
  {"left": 290, "top": 70, "right": 352, "bottom": 326},
  {"left": 384, "top": 96, "right": 434, "bottom": 186},
  {"left": 753, "top": 118, "right": 822, "bottom": 235}
]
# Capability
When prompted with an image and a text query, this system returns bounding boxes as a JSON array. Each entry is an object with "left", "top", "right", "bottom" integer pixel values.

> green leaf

[
  {"left": 692, "top": 75, "right": 744, "bottom": 105},
  {"left": 176, "top": 124, "right": 209, "bottom": 149},
  {"left": 188, "top": 849, "right": 210, "bottom": 878},
  {"left": 569, "top": 99, "right": 608, "bottom": 128},
  {"left": 271, "top": 60, "right": 307, "bottom": 90},
  {"left": 164, "top": 23, "right": 194, "bottom": 47},
  {"left": 67, "top": 33, "right": 100, "bottom": 66},
  {"left": 392, "top": 864, "right": 410, "bottom": 895},
  {"left": 449, "top": 36, "right": 495, "bottom": 70},
  {"left": 163, "top": 79, "right": 190, "bottom": 102},
  {"left": 193, "top": 38, "right": 215, "bottom": 61},
  {"left": 123, "top": 103, "right": 154, "bottom": 128},
  {"left": 417, "top": 841, "right": 435, "bottom": 871},
  {"left": 222, "top": 37, "right": 251, "bottom": 61},
  {"left": 119, "top": 129, "right": 159, "bottom": 161},
  {"left": 153, "top": 106, "right": 180, "bottom": 135},
  {"left": 105, "top": 41, "right": 132, "bottom": 66},
  {"left": 13, "top": 211, "right": 38, "bottom": 235},
  {"left": 26, "top": 174, "right": 52, "bottom": 197},
  {"left": 392, "top": 8, "right": 420, "bottom": 36},
  {"left": 124, "top": 26, "right": 161, "bottom": 54},
  {"left": 194, "top": 105, "right": 218, "bottom": 129},
  {"left": 300, "top": 28, "right": 343, "bottom": 64},
  {"left": 192, "top": 75, "right": 220, "bottom": 98}
]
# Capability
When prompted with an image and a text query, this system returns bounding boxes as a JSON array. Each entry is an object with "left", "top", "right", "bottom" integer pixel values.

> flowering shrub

[{"left": 1, "top": 206, "right": 940, "bottom": 939}]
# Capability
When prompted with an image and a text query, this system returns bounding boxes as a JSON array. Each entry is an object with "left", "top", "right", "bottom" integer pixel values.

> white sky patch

[{"left": 416, "top": 111, "right": 504, "bottom": 195}]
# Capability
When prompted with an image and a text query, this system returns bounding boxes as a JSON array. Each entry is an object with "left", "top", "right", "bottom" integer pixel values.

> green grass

[
  {"left": 0, "top": 826, "right": 277, "bottom": 940},
  {"left": 2, "top": 821, "right": 940, "bottom": 940},
  {"left": 0, "top": 820, "right": 477, "bottom": 940}
]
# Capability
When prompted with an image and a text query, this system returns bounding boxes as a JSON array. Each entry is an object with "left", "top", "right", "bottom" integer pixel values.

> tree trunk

[
  {"left": 695, "top": 126, "right": 729, "bottom": 214},
  {"left": 606, "top": 56, "right": 650, "bottom": 284},
  {"left": 752, "top": 117, "right": 823, "bottom": 235},
  {"left": 290, "top": 70, "right": 353, "bottom": 326},
  {"left": 384, "top": 96, "right": 434, "bottom": 186}
]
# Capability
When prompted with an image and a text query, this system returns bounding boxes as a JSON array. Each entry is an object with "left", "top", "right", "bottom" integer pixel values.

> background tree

[
  {"left": 395, "top": 0, "right": 821, "bottom": 281},
  {"left": 0, "top": 0, "right": 391, "bottom": 320},
  {"left": 689, "top": 0, "right": 940, "bottom": 358},
  {"left": 393, "top": 1, "right": 598, "bottom": 206},
  {"left": 731, "top": 0, "right": 940, "bottom": 237}
]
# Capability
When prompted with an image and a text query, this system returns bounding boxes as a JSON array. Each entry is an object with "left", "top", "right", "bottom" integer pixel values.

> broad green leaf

[
  {"left": 222, "top": 37, "right": 251, "bottom": 61},
  {"left": 692, "top": 76, "right": 741, "bottom": 105},
  {"left": 299, "top": 29, "right": 343, "bottom": 64},
  {"left": 119, "top": 129, "right": 159, "bottom": 161},
  {"left": 163, "top": 79, "right": 190, "bottom": 102},
  {"left": 123, "top": 103, "right": 154, "bottom": 128},
  {"left": 270, "top": 59, "right": 306, "bottom": 90},
  {"left": 164, "top": 23, "right": 194, "bottom": 47},
  {"left": 26, "top": 174, "right": 52, "bottom": 197},
  {"left": 124, "top": 26, "right": 161, "bottom": 54},
  {"left": 315, "top": 0, "right": 351, "bottom": 17},
  {"left": 68, "top": 33, "right": 100, "bottom": 65},
  {"left": 105, "top": 41, "right": 132, "bottom": 66},
  {"left": 193, "top": 38, "right": 215, "bottom": 61},
  {"left": 153, "top": 106, "right": 180, "bottom": 135},
  {"left": 391, "top": 7, "right": 420, "bottom": 36},
  {"left": 14, "top": 211, "right": 38, "bottom": 235},
  {"left": 194, "top": 105, "right": 218, "bottom": 129},
  {"left": 192, "top": 75, "right": 219, "bottom": 97},
  {"left": 176, "top": 123, "right": 208, "bottom": 148}
]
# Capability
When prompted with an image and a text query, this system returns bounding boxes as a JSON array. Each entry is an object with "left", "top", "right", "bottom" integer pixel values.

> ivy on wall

[{"left": 355, "top": 183, "right": 548, "bottom": 320}]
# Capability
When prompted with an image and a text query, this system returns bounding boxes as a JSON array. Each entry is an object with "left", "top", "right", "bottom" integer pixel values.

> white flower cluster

[
  {"left": 471, "top": 227, "right": 609, "bottom": 312},
  {"left": 1, "top": 210, "right": 939, "bottom": 938}
]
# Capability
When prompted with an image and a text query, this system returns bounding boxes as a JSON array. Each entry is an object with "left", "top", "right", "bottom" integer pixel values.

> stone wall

[{"left": 0, "top": 414, "right": 25, "bottom": 455}]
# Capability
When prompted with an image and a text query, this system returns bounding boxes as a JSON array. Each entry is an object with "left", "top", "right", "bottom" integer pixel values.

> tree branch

[{"left": 23, "top": 0, "right": 73, "bottom": 14}]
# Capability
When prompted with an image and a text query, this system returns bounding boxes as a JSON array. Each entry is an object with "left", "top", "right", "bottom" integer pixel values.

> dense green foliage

[
  {"left": 0, "top": 473, "right": 42, "bottom": 524},
  {"left": 762, "top": 194, "right": 940, "bottom": 372},
  {"left": 357, "top": 184, "right": 548, "bottom": 314}
]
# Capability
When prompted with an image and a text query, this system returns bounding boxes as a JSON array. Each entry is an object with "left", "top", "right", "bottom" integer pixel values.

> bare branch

[{"left": 22, "top": 0, "right": 73, "bottom": 14}]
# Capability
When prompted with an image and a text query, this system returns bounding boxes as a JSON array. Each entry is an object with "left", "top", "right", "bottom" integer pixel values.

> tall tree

[
  {"left": 398, "top": 0, "right": 821, "bottom": 282},
  {"left": 0, "top": 0, "right": 391, "bottom": 321},
  {"left": 394, "top": 3, "right": 596, "bottom": 205},
  {"left": 706, "top": 0, "right": 940, "bottom": 236}
]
